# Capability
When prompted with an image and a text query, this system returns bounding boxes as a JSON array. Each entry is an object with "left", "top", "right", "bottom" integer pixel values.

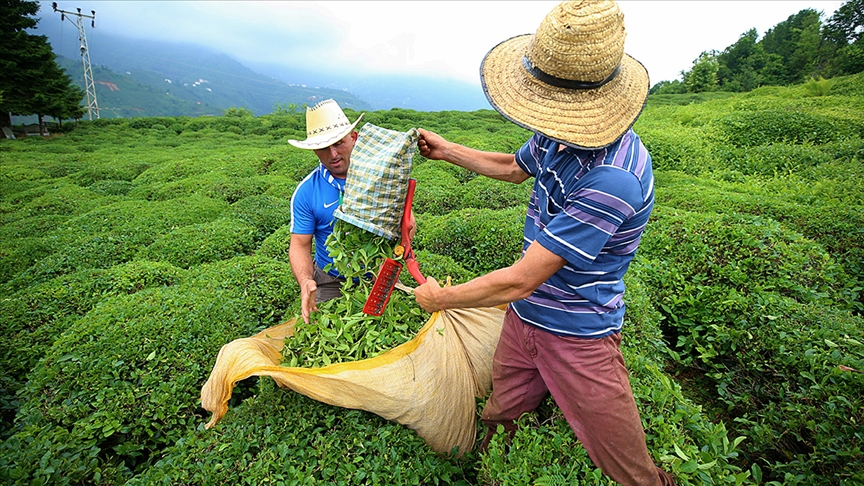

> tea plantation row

[{"left": 1, "top": 73, "right": 862, "bottom": 484}]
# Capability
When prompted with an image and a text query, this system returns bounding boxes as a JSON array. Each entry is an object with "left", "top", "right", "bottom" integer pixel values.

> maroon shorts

[{"left": 481, "top": 308, "right": 674, "bottom": 486}]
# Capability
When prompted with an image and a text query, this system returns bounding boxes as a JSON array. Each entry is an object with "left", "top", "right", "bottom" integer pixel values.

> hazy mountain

[
  {"left": 33, "top": 17, "right": 491, "bottom": 117},
  {"left": 53, "top": 56, "right": 225, "bottom": 118},
  {"left": 36, "top": 23, "right": 370, "bottom": 117},
  {"left": 246, "top": 61, "right": 492, "bottom": 112}
]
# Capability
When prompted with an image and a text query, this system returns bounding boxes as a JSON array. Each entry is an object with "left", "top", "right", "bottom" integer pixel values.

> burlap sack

[
  {"left": 334, "top": 123, "right": 419, "bottom": 240},
  {"left": 200, "top": 305, "right": 505, "bottom": 456}
]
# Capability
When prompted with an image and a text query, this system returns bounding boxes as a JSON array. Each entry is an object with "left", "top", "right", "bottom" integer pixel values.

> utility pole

[{"left": 52, "top": 2, "right": 99, "bottom": 120}]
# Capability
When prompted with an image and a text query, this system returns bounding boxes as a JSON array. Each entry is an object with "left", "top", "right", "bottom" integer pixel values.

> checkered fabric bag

[{"left": 334, "top": 123, "right": 419, "bottom": 239}]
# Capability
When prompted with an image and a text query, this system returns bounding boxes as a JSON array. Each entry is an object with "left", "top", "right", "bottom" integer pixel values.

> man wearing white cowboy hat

[
  {"left": 288, "top": 99, "right": 364, "bottom": 324},
  {"left": 415, "top": 1, "right": 675, "bottom": 485}
]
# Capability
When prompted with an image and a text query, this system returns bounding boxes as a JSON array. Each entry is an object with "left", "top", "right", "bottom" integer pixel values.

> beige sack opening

[{"left": 201, "top": 305, "right": 506, "bottom": 456}]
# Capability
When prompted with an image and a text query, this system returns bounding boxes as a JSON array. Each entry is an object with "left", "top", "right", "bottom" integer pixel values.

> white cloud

[{"left": 43, "top": 0, "right": 846, "bottom": 86}]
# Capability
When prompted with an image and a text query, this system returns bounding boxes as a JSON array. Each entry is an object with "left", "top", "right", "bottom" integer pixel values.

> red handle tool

[{"left": 362, "top": 179, "right": 425, "bottom": 316}]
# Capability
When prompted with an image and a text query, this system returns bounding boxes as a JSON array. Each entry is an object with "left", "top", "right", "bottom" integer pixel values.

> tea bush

[
  {"left": 460, "top": 176, "right": 531, "bottom": 211},
  {"left": 126, "top": 381, "right": 476, "bottom": 486},
  {"left": 715, "top": 110, "right": 847, "bottom": 147},
  {"left": 229, "top": 194, "right": 293, "bottom": 242},
  {"left": 654, "top": 171, "right": 864, "bottom": 311},
  {"left": 68, "top": 158, "right": 152, "bottom": 186},
  {"left": 140, "top": 217, "right": 258, "bottom": 269},
  {"left": 2, "top": 75, "right": 862, "bottom": 484},
  {"left": 0, "top": 214, "right": 68, "bottom": 239},
  {"left": 636, "top": 207, "right": 864, "bottom": 483},
  {"left": 87, "top": 179, "right": 135, "bottom": 196},
  {"left": 0, "top": 256, "right": 297, "bottom": 485},
  {"left": 0, "top": 237, "right": 54, "bottom": 284},
  {"left": 6, "top": 232, "right": 147, "bottom": 292},
  {"left": 11, "top": 180, "right": 118, "bottom": 216},
  {"left": 255, "top": 225, "right": 292, "bottom": 263},
  {"left": 411, "top": 160, "right": 464, "bottom": 215},
  {"left": 0, "top": 260, "right": 185, "bottom": 439},
  {"left": 414, "top": 206, "right": 525, "bottom": 274},
  {"left": 412, "top": 249, "right": 478, "bottom": 285},
  {"left": 4, "top": 196, "right": 229, "bottom": 291}
]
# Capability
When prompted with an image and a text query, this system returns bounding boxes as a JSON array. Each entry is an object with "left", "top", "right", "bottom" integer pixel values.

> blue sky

[{"left": 38, "top": 1, "right": 845, "bottom": 87}]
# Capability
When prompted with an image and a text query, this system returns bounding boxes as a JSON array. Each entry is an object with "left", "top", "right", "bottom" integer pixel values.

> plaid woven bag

[{"left": 334, "top": 123, "right": 419, "bottom": 239}]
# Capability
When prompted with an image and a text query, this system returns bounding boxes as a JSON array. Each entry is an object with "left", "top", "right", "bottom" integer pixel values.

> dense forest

[
  {"left": 1, "top": 70, "right": 862, "bottom": 484},
  {"left": 652, "top": 0, "right": 864, "bottom": 94}
]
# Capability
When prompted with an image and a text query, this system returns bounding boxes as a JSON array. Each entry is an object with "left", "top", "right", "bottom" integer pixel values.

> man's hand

[
  {"left": 300, "top": 278, "right": 318, "bottom": 324},
  {"left": 414, "top": 276, "right": 442, "bottom": 313},
  {"left": 407, "top": 209, "right": 417, "bottom": 240},
  {"left": 417, "top": 128, "right": 449, "bottom": 161}
]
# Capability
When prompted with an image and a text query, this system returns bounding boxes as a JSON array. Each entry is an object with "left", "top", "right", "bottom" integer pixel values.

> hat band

[{"left": 522, "top": 56, "right": 621, "bottom": 90}]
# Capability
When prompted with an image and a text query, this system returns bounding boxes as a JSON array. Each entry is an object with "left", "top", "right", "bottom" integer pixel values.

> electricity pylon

[{"left": 52, "top": 3, "right": 99, "bottom": 120}]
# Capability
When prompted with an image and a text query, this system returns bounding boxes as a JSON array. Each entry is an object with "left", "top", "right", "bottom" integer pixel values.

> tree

[
  {"left": 0, "top": 0, "right": 84, "bottom": 130},
  {"left": 760, "top": 9, "right": 823, "bottom": 83},
  {"left": 822, "top": 0, "right": 864, "bottom": 76},
  {"left": 683, "top": 52, "right": 719, "bottom": 93},
  {"left": 649, "top": 79, "right": 686, "bottom": 95},
  {"left": 717, "top": 29, "right": 767, "bottom": 92},
  {"left": 823, "top": 0, "right": 864, "bottom": 44}
]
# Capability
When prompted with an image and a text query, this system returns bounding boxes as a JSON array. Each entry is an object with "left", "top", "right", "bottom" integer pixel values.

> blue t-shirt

[
  {"left": 290, "top": 164, "right": 345, "bottom": 277},
  {"left": 511, "top": 130, "right": 654, "bottom": 338}
]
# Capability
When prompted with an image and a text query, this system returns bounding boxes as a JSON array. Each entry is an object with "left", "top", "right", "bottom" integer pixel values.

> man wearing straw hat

[
  {"left": 415, "top": 1, "right": 675, "bottom": 484},
  {"left": 288, "top": 99, "right": 364, "bottom": 324}
]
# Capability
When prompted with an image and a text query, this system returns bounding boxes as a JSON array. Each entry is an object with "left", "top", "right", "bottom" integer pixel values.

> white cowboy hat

[
  {"left": 480, "top": 0, "right": 649, "bottom": 149},
  {"left": 288, "top": 99, "right": 364, "bottom": 150}
]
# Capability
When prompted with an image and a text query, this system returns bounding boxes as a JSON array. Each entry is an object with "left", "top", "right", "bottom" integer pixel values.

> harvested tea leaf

[{"left": 282, "top": 219, "right": 428, "bottom": 368}]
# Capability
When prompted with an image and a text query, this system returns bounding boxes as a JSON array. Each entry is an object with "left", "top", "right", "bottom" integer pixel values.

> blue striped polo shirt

[
  {"left": 290, "top": 164, "right": 345, "bottom": 277},
  {"left": 511, "top": 130, "right": 654, "bottom": 338}
]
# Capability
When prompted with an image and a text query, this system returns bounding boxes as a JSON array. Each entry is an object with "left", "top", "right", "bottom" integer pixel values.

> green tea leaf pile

[{"left": 281, "top": 219, "right": 428, "bottom": 368}]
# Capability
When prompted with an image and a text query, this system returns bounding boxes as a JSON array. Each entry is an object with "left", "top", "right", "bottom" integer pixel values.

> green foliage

[
  {"left": 411, "top": 160, "right": 465, "bottom": 215},
  {"left": 4, "top": 196, "right": 228, "bottom": 291},
  {"left": 223, "top": 106, "right": 255, "bottom": 117},
  {"left": 0, "top": 256, "right": 297, "bottom": 485},
  {"left": 0, "top": 260, "right": 185, "bottom": 438},
  {"left": 0, "top": 0, "right": 85, "bottom": 121},
  {"left": 669, "top": 4, "right": 864, "bottom": 92},
  {"left": 715, "top": 109, "right": 854, "bottom": 147},
  {"left": 636, "top": 206, "right": 864, "bottom": 483},
  {"left": 255, "top": 225, "right": 292, "bottom": 263},
  {"left": 415, "top": 207, "right": 525, "bottom": 274},
  {"left": 127, "top": 381, "right": 476, "bottom": 485},
  {"left": 230, "top": 194, "right": 293, "bottom": 241},
  {"left": 684, "top": 52, "right": 720, "bottom": 93},
  {"left": 1, "top": 79, "right": 862, "bottom": 484},
  {"left": 460, "top": 176, "right": 531, "bottom": 211},
  {"left": 0, "top": 236, "right": 54, "bottom": 284},
  {"left": 803, "top": 76, "right": 837, "bottom": 96},
  {"left": 412, "top": 249, "right": 478, "bottom": 285},
  {"left": 283, "top": 220, "right": 428, "bottom": 368},
  {"left": 140, "top": 217, "right": 258, "bottom": 269}
]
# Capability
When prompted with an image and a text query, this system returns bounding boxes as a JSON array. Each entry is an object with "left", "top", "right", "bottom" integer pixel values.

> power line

[{"left": 52, "top": 2, "right": 99, "bottom": 120}]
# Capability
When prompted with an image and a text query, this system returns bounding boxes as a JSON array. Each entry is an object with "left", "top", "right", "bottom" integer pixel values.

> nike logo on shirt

[{"left": 323, "top": 200, "right": 339, "bottom": 208}]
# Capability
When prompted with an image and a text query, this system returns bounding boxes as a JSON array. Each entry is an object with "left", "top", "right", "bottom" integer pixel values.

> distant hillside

[
  {"left": 247, "top": 61, "right": 492, "bottom": 112},
  {"left": 35, "top": 17, "right": 489, "bottom": 114},
  {"left": 56, "top": 56, "right": 223, "bottom": 118},
  {"left": 40, "top": 26, "right": 371, "bottom": 117}
]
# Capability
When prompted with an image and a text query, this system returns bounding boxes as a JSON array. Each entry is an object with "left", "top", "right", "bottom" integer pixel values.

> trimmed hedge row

[
  {"left": 636, "top": 206, "right": 864, "bottom": 484},
  {"left": 0, "top": 256, "right": 298, "bottom": 485}
]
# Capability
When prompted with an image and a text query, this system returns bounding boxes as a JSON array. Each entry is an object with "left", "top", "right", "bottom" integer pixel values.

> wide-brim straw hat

[
  {"left": 480, "top": 0, "right": 649, "bottom": 149},
  {"left": 288, "top": 99, "right": 364, "bottom": 150}
]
